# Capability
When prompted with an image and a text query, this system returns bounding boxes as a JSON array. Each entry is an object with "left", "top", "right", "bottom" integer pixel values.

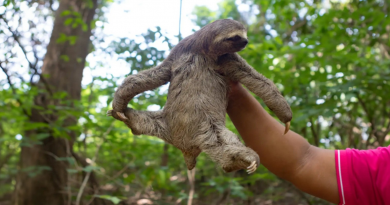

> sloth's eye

[{"left": 227, "top": 35, "right": 241, "bottom": 41}]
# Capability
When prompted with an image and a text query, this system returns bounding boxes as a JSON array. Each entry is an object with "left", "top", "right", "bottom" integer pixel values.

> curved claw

[
  {"left": 246, "top": 161, "right": 257, "bottom": 174},
  {"left": 284, "top": 121, "right": 290, "bottom": 135},
  {"left": 247, "top": 161, "right": 256, "bottom": 169},
  {"left": 106, "top": 110, "right": 113, "bottom": 116},
  {"left": 117, "top": 112, "right": 128, "bottom": 120}
]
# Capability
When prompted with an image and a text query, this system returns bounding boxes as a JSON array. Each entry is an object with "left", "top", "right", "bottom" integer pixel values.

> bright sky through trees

[{"left": 82, "top": 0, "right": 222, "bottom": 86}]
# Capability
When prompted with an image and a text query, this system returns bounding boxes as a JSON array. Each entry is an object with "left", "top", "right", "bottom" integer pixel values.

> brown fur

[{"left": 107, "top": 19, "right": 292, "bottom": 173}]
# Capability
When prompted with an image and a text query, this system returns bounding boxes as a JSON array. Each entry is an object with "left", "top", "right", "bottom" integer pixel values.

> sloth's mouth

[
  {"left": 234, "top": 44, "right": 247, "bottom": 51},
  {"left": 241, "top": 39, "right": 249, "bottom": 46},
  {"left": 234, "top": 39, "right": 248, "bottom": 50}
]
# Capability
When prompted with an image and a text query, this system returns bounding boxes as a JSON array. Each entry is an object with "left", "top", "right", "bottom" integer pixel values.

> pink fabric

[{"left": 335, "top": 146, "right": 390, "bottom": 205}]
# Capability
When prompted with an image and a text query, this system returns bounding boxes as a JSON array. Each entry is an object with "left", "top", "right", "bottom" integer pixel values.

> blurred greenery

[{"left": 0, "top": 0, "right": 389, "bottom": 204}]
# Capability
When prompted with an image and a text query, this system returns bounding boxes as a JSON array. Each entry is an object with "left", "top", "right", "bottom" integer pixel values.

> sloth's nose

[{"left": 241, "top": 39, "right": 248, "bottom": 46}]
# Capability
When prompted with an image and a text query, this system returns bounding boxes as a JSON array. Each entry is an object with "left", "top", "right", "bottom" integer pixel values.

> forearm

[
  {"left": 227, "top": 83, "right": 339, "bottom": 203},
  {"left": 227, "top": 84, "right": 310, "bottom": 178}
]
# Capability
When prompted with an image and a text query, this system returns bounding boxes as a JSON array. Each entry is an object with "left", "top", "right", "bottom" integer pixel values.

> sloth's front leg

[
  {"left": 107, "top": 108, "right": 169, "bottom": 141},
  {"left": 221, "top": 53, "right": 292, "bottom": 134},
  {"left": 112, "top": 64, "right": 171, "bottom": 120},
  {"left": 201, "top": 128, "right": 260, "bottom": 174}
]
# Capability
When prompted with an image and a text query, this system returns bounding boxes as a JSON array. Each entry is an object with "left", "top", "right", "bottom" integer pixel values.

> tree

[{"left": 8, "top": 0, "right": 98, "bottom": 204}]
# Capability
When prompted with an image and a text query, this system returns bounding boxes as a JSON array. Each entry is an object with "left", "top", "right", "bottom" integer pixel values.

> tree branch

[
  {"left": 186, "top": 168, "right": 195, "bottom": 205},
  {"left": 0, "top": 16, "right": 53, "bottom": 95},
  {"left": 309, "top": 118, "right": 319, "bottom": 146},
  {"left": 356, "top": 94, "right": 377, "bottom": 147},
  {"left": 0, "top": 63, "right": 30, "bottom": 117},
  {"left": 286, "top": 16, "right": 308, "bottom": 38},
  {"left": 0, "top": 149, "right": 16, "bottom": 170},
  {"left": 0, "top": 63, "right": 16, "bottom": 94},
  {"left": 75, "top": 122, "right": 114, "bottom": 205}
]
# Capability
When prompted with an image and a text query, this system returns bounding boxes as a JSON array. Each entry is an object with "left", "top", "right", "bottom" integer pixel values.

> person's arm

[{"left": 227, "top": 83, "right": 339, "bottom": 204}]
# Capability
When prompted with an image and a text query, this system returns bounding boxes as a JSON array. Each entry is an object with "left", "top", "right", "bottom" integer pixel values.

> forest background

[{"left": 0, "top": 0, "right": 389, "bottom": 204}]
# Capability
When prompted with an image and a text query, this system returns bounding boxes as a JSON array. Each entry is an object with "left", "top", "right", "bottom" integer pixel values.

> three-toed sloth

[{"left": 107, "top": 19, "right": 292, "bottom": 174}]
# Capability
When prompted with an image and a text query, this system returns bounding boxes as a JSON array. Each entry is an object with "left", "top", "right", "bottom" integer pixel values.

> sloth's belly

[
  {"left": 164, "top": 68, "right": 228, "bottom": 134},
  {"left": 168, "top": 69, "right": 227, "bottom": 109}
]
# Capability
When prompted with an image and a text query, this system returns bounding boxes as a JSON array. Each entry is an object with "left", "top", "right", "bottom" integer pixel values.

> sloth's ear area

[{"left": 199, "top": 32, "right": 216, "bottom": 54}]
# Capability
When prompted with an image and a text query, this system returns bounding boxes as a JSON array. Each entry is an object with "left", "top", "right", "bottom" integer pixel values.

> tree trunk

[{"left": 13, "top": 0, "right": 98, "bottom": 204}]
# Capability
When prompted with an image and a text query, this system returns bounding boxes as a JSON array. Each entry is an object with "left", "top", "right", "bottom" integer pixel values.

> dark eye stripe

[{"left": 227, "top": 35, "right": 241, "bottom": 41}]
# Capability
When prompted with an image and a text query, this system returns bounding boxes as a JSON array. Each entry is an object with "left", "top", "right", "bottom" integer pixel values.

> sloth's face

[
  {"left": 224, "top": 33, "right": 248, "bottom": 52},
  {"left": 213, "top": 30, "right": 248, "bottom": 55}
]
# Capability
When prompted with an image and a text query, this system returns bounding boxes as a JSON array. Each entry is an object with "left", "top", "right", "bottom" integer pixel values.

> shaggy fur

[{"left": 107, "top": 19, "right": 292, "bottom": 174}]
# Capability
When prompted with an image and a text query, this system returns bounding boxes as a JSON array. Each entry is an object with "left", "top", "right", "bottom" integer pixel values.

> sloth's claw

[
  {"left": 117, "top": 112, "right": 128, "bottom": 120},
  {"left": 246, "top": 161, "right": 257, "bottom": 174},
  {"left": 247, "top": 167, "right": 256, "bottom": 174},
  {"left": 247, "top": 161, "right": 256, "bottom": 169},
  {"left": 106, "top": 110, "right": 128, "bottom": 120},
  {"left": 284, "top": 121, "right": 290, "bottom": 135}
]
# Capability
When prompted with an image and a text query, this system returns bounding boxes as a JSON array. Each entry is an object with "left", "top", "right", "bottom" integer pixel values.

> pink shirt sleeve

[{"left": 335, "top": 146, "right": 390, "bottom": 205}]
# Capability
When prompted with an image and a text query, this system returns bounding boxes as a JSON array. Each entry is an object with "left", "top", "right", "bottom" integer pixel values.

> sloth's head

[
  {"left": 198, "top": 19, "right": 248, "bottom": 56},
  {"left": 173, "top": 19, "right": 248, "bottom": 58}
]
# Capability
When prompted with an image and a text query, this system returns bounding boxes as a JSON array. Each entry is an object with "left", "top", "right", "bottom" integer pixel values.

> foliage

[{"left": 0, "top": 0, "right": 389, "bottom": 204}]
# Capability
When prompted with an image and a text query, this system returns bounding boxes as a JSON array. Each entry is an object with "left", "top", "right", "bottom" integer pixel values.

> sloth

[{"left": 107, "top": 19, "right": 292, "bottom": 174}]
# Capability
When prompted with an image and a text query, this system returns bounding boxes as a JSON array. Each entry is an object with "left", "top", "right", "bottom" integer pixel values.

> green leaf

[
  {"left": 64, "top": 18, "right": 73, "bottom": 26},
  {"left": 82, "top": 23, "right": 88, "bottom": 32},
  {"left": 95, "top": 195, "right": 122, "bottom": 204},
  {"left": 35, "top": 133, "right": 50, "bottom": 140},
  {"left": 60, "top": 55, "right": 70, "bottom": 62},
  {"left": 123, "top": 173, "right": 135, "bottom": 183},
  {"left": 82, "top": 165, "right": 99, "bottom": 172},
  {"left": 68, "top": 36, "right": 77, "bottom": 45},
  {"left": 67, "top": 169, "right": 78, "bottom": 174},
  {"left": 56, "top": 33, "right": 68, "bottom": 44},
  {"left": 61, "top": 10, "right": 71, "bottom": 17},
  {"left": 24, "top": 122, "right": 49, "bottom": 130}
]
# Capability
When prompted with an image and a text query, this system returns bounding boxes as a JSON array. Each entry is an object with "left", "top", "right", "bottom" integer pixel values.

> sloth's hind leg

[
  {"left": 182, "top": 150, "right": 201, "bottom": 170},
  {"left": 202, "top": 128, "right": 260, "bottom": 174},
  {"left": 107, "top": 108, "right": 168, "bottom": 140}
]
